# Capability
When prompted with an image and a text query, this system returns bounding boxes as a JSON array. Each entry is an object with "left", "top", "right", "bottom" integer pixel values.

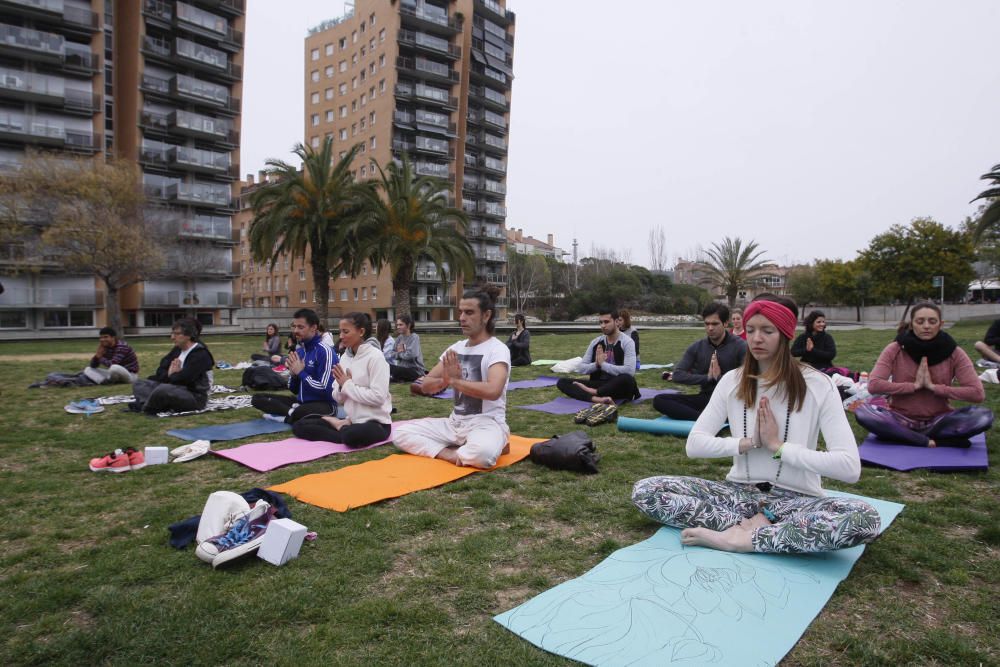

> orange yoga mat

[{"left": 269, "top": 435, "right": 545, "bottom": 512}]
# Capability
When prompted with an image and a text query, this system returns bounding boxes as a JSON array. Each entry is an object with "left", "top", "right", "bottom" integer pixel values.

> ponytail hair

[
  {"left": 462, "top": 284, "right": 501, "bottom": 334},
  {"left": 342, "top": 312, "right": 373, "bottom": 339}
]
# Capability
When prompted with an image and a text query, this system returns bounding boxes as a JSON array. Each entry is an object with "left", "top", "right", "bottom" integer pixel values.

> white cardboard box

[
  {"left": 258, "top": 518, "right": 307, "bottom": 566},
  {"left": 144, "top": 446, "right": 169, "bottom": 465}
]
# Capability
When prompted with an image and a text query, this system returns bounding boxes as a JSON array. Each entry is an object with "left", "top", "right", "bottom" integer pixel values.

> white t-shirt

[
  {"left": 441, "top": 336, "right": 510, "bottom": 423},
  {"left": 177, "top": 342, "right": 199, "bottom": 366}
]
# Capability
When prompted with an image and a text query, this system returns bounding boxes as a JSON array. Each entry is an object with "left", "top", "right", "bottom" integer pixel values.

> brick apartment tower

[
  {"left": 293, "top": 0, "right": 514, "bottom": 323},
  {"left": 0, "top": 0, "right": 244, "bottom": 336}
]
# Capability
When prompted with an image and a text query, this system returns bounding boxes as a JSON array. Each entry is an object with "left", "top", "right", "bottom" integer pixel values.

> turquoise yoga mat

[
  {"left": 495, "top": 491, "right": 904, "bottom": 666},
  {"left": 618, "top": 416, "right": 698, "bottom": 437}
]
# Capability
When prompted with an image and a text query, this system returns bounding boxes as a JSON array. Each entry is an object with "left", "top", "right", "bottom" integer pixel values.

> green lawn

[{"left": 1, "top": 324, "right": 997, "bottom": 665}]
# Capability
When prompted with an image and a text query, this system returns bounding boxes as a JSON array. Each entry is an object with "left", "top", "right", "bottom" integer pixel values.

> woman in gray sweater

[{"left": 388, "top": 314, "right": 425, "bottom": 382}]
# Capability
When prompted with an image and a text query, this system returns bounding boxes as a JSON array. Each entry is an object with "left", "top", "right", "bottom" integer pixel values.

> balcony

[
  {"left": 477, "top": 201, "right": 506, "bottom": 218},
  {"left": 172, "top": 74, "right": 239, "bottom": 114},
  {"left": 413, "top": 294, "right": 457, "bottom": 307},
  {"left": 167, "top": 145, "right": 232, "bottom": 175},
  {"left": 0, "top": 23, "right": 64, "bottom": 62},
  {"left": 165, "top": 182, "right": 232, "bottom": 208},
  {"left": 143, "top": 290, "right": 231, "bottom": 307},
  {"left": 399, "top": 4, "right": 462, "bottom": 35},
  {"left": 397, "top": 28, "right": 461, "bottom": 59},
  {"left": 0, "top": 1, "right": 98, "bottom": 35},
  {"left": 475, "top": 0, "right": 515, "bottom": 24},
  {"left": 0, "top": 111, "right": 99, "bottom": 152},
  {"left": 35, "top": 287, "right": 103, "bottom": 307},
  {"left": 178, "top": 215, "right": 232, "bottom": 242},
  {"left": 139, "top": 109, "right": 238, "bottom": 146},
  {"left": 479, "top": 155, "right": 506, "bottom": 175},
  {"left": 396, "top": 55, "right": 459, "bottom": 84},
  {"left": 0, "top": 68, "right": 97, "bottom": 113},
  {"left": 175, "top": 38, "right": 241, "bottom": 80},
  {"left": 470, "top": 85, "right": 508, "bottom": 111},
  {"left": 414, "top": 161, "right": 449, "bottom": 179},
  {"left": 479, "top": 180, "right": 506, "bottom": 196},
  {"left": 413, "top": 267, "right": 444, "bottom": 283},
  {"left": 468, "top": 225, "right": 504, "bottom": 241},
  {"left": 394, "top": 82, "right": 458, "bottom": 110},
  {"left": 475, "top": 272, "right": 507, "bottom": 285}
]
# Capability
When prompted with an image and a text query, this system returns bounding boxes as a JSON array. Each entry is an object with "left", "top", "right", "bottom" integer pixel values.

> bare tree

[
  {"left": 506, "top": 248, "right": 551, "bottom": 314},
  {"left": 648, "top": 225, "right": 668, "bottom": 272}
]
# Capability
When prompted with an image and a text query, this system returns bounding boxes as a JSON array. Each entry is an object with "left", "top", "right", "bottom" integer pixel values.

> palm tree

[
  {"left": 695, "top": 237, "right": 773, "bottom": 307},
  {"left": 350, "top": 154, "right": 472, "bottom": 318},
  {"left": 971, "top": 162, "right": 1000, "bottom": 241},
  {"left": 248, "top": 139, "right": 363, "bottom": 323}
]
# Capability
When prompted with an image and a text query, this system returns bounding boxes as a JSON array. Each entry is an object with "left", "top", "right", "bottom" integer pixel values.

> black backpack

[
  {"left": 529, "top": 431, "right": 600, "bottom": 474},
  {"left": 241, "top": 366, "right": 287, "bottom": 390}
]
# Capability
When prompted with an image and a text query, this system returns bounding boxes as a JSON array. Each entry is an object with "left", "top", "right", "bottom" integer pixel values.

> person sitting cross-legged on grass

[
  {"left": 131, "top": 318, "right": 214, "bottom": 414},
  {"left": 632, "top": 295, "right": 881, "bottom": 554},
  {"left": 555, "top": 308, "right": 639, "bottom": 405},
  {"left": 83, "top": 326, "right": 139, "bottom": 385},
  {"left": 292, "top": 312, "right": 392, "bottom": 448},
  {"left": 395, "top": 286, "right": 511, "bottom": 468},
  {"left": 251, "top": 308, "right": 339, "bottom": 424},
  {"left": 387, "top": 315, "right": 425, "bottom": 383},
  {"left": 653, "top": 302, "right": 746, "bottom": 420},
  {"left": 973, "top": 318, "right": 1000, "bottom": 365},
  {"left": 855, "top": 302, "right": 992, "bottom": 448}
]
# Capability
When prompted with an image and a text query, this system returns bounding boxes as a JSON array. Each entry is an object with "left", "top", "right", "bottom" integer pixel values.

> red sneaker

[
  {"left": 89, "top": 449, "right": 132, "bottom": 473},
  {"left": 123, "top": 447, "right": 146, "bottom": 471}
]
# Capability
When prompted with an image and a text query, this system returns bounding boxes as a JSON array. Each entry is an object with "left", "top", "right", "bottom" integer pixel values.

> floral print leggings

[{"left": 631, "top": 476, "right": 882, "bottom": 553}]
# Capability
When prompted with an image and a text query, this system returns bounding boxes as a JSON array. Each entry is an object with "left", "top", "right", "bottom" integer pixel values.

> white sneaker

[
  {"left": 261, "top": 413, "right": 287, "bottom": 423},
  {"left": 195, "top": 491, "right": 251, "bottom": 546},
  {"left": 170, "top": 440, "right": 211, "bottom": 463},
  {"left": 196, "top": 501, "right": 273, "bottom": 568}
]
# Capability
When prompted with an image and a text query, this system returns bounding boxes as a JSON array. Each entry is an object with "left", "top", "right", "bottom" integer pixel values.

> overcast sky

[{"left": 241, "top": 0, "right": 1000, "bottom": 269}]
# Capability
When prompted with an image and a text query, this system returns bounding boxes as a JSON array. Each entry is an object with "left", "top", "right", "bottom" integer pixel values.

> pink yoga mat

[{"left": 213, "top": 421, "right": 404, "bottom": 472}]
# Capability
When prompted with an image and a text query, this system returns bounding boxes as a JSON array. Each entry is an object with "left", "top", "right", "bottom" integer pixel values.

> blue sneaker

[{"left": 196, "top": 501, "right": 273, "bottom": 568}]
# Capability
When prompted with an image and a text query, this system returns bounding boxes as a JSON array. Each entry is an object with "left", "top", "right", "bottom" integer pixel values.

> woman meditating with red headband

[{"left": 632, "top": 295, "right": 881, "bottom": 553}]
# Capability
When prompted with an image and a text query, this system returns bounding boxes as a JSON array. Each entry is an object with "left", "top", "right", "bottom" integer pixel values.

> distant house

[
  {"left": 671, "top": 259, "right": 791, "bottom": 304},
  {"left": 506, "top": 229, "right": 568, "bottom": 261}
]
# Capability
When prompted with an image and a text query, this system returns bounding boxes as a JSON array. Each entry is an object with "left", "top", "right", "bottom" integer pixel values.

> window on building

[
  {"left": 351, "top": 123, "right": 357, "bottom": 136},
  {"left": 311, "top": 114, "right": 319, "bottom": 126},
  {"left": 311, "top": 48, "right": 319, "bottom": 61},
  {"left": 310, "top": 136, "right": 319, "bottom": 147},
  {"left": 361, "top": 287, "right": 368, "bottom": 300},
  {"left": 325, "top": 43, "right": 334, "bottom": 56},
  {"left": 353, "top": 288, "right": 359, "bottom": 301},
  {"left": 379, "top": 78, "right": 386, "bottom": 93},
  {"left": 369, "top": 111, "right": 376, "bottom": 124},
  {"left": 326, "top": 110, "right": 334, "bottom": 122},
  {"left": 351, "top": 30, "right": 357, "bottom": 43},
  {"left": 370, "top": 13, "right": 375, "bottom": 25},
  {"left": 339, "top": 128, "right": 347, "bottom": 140},
  {"left": 339, "top": 37, "right": 347, "bottom": 49},
  {"left": 361, "top": 93, "right": 367, "bottom": 106},
  {"left": 352, "top": 77, "right": 358, "bottom": 89},
  {"left": 369, "top": 62, "right": 376, "bottom": 74},
  {"left": 310, "top": 70, "right": 319, "bottom": 82},
  {"left": 351, "top": 100, "right": 357, "bottom": 112},
  {"left": 43, "top": 310, "right": 95, "bottom": 328},
  {"left": 360, "top": 46, "right": 365, "bottom": 58},
  {"left": 299, "top": 290, "right": 306, "bottom": 302},
  {"left": 283, "top": 276, "right": 288, "bottom": 289},
  {"left": 379, "top": 28, "right": 385, "bottom": 42},
  {"left": 339, "top": 82, "right": 347, "bottom": 95},
  {"left": 379, "top": 54, "right": 385, "bottom": 67},
  {"left": 370, "top": 136, "right": 376, "bottom": 149},
  {"left": 360, "top": 70, "right": 366, "bottom": 82},
  {"left": 352, "top": 53, "right": 358, "bottom": 65},
  {"left": 311, "top": 92, "right": 319, "bottom": 104},
  {"left": 299, "top": 269, "right": 306, "bottom": 280},
  {"left": 360, "top": 165, "right": 366, "bottom": 178},
  {"left": 371, "top": 285, "right": 377, "bottom": 299},
  {"left": 328, "top": 292, "right": 334, "bottom": 302},
  {"left": 339, "top": 60, "right": 347, "bottom": 72},
  {"left": 325, "top": 87, "right": 334, "bottom": 100},
  {"left": 325, "top": 65, "right": 334, "bottom": 78},
  {"left": 340, "top": 288, "right": 348, "bottom": 300},
  {"left": 360, "top": 118, "right": 366, "bottom": 130},
  {"left": 339, "top": 105, "right": 347, "bottom": 118}
]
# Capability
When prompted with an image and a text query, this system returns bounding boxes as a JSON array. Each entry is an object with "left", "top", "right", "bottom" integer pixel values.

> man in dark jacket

[
  {"left": 653, "top": 302, "right": 747, "bottom": 420},
  {"left": 131, "top": 318, "right": 215, "bottom": 414}
]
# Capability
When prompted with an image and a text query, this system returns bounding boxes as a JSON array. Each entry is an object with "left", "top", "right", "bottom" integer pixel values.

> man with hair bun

[{"left": 395, "top": 285, "right": 512, "bottom": 468}]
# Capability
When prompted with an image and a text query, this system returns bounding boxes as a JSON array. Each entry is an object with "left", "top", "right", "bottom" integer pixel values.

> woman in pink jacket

[{"left": 855, "top": 302, "right": 992, "bottom": 447}]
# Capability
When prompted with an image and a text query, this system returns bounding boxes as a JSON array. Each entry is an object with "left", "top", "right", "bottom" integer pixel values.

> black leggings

[
  {"left": 556, "top": 375, "right": 638, "bottom": 402},
  {"left": 652, "top": 393, "right": 710, "bottom": 421},
  {"left": 250, "top": 394, "right": 335, "bottom": 423},
  {"left": 292, "top": 417, "right": 391, "bottom": 447},
  {"left": 389, "top": 364, "right": 422, "bottom": 383}
]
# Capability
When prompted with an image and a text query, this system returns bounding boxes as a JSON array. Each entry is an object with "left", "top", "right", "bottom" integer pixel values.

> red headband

[{"left": 743, "top": 301, "right": 797, "bottom": 339}]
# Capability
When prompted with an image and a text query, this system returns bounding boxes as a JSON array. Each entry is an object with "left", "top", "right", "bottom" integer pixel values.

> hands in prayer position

[
  {"left": 708, "top": 352, "right": 721, "bottom": 380},
  {"left": 805, "top": 337, "right": 814, "bottom": 352},
  {"left": 286, "top": 350, "right": 305, "bottom": 375},
  {"left": 914, "top": 356, "right": 935, "bottom": 391},
  {"left": 168, "top": 358, "right": 182, "bottom": 376},
  {"left": 331, "top": 364, "right": 352, "bottom": 387}
]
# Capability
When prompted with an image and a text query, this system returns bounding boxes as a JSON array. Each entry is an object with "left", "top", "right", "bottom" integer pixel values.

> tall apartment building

[
  {"left": 0, "top": 0, "right": 244, "bottom": 336},
  {"left": 289, "top": 0, "right": 514, "bottom": 322}
]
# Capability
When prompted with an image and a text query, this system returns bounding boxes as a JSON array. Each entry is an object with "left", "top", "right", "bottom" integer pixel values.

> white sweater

[
  {"left": 687, "top": 366, "right": 861, "bottom": 497},
  {"left": 332, "top": 343, "right": 392, "bottom": 426}
]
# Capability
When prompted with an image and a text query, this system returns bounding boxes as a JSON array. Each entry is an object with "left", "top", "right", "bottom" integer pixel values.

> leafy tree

[
  {"left": 960, "top": 211, "right": 1000, "bottom": 301},
  {"left": 351, "top": 154, "right": 472, "bottom": 318},
  {"left": 784, "top": 264, "right": 821, "bottom": 307},
  {"left": 858, "top": 217, "right": 974, "bottom": 308},
  {"left": 694, "top": 237, "right": 773, "bottom": 307},
  {"left": 506, "top": 248, "right": 550, "bottom": 314},
  {"left": 0, "top": 154, "right": 166, "bottom": 333},
  {"left": 971, "top": 162, "right": 1000, "bottom": 241},
  {"left": 249, "top": 139, "right": 363, "bottom": 324},
  {"left": 815, "top": 259, "right": 871, "bottom": 321}
]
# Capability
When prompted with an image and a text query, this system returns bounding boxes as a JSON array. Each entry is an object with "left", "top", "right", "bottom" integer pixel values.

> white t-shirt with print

[{"left": 441, "top": 336, "right": 510, "bottom": 423}]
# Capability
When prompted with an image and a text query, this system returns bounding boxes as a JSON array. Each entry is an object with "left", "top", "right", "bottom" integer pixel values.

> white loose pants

[{"left": 393, "top": 414, "right": 510, "bottom": 468}]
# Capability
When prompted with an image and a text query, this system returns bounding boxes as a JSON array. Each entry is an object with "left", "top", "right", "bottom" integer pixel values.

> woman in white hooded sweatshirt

[
  {"left": 631, "top": 295, "right": 881, "bottom": 554},
  {"left": 292, "top": 312, "right": 392, "bottom": 447}
]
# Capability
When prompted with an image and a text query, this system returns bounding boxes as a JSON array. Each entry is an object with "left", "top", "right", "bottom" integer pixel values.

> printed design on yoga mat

[
  {"left": 499, "top": 544, "right": 820, "bottom": 665},
  {"left": 453, "top": 352, "right": 483, "bottom": 416}
]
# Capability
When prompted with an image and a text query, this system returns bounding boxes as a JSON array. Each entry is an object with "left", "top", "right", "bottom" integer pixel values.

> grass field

[{"left": 1, "top": 323, "right": 997, "bottom": 665}]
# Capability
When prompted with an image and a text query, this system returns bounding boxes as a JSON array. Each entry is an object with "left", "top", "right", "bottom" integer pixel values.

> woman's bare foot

[
  {"left": 681, "top": 525, "right": 754, "bottom": 552},
  {"left": 591, "top": 395, "right": 614, "bottom": 405},
  {"left": 927, "top": 439, "right": 937, "bottom": 448}
]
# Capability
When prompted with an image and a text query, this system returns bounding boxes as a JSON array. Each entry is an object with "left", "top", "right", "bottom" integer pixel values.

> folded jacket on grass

[
  {"left": 858, "top": 432, "right": 988, "bottom": 471},
  {"left": 427, "top": 376, "right": 560, "bottom": 399},
  {"left": 269, "top": 434, "right": 545, "bottom": 511},
  {"left": 167, "top": 418, "right": 292, "bottom": 442},
  {"left": 213, "top": 422, "right": 404, "bottom": 472},
  {"left": 516, "top": 389, "right": 674, "bottom": 415},
  {"left": 495, "top": 491, "right": 904, "bottom": 666}
]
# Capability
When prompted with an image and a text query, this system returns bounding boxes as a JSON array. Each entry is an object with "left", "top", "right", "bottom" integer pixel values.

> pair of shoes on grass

[
  {"left": 196, "top": 492, "right": 275, "bottom": 568},
  {"left": 65, "top": 399, "right": 104, "bottom": 415},
  {"left": 573, "top": 403, "right": 618, "bottom": 426},
  {"left": 89, "top": 447, "right": 145, "bottom": 473}
]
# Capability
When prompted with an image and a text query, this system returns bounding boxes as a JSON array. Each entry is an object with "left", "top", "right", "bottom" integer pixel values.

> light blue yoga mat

[
  {"left": 167, "top": 418, "right": 291, "bottom": 442},
  {"left": 495, "top": 491, "right": 904, "bottom": 666}
]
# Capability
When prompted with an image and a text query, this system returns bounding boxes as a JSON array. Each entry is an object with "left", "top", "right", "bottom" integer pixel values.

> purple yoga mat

[
  {"left": 213, "top": 422, "right": 405, "bottom": 472},
  {"left": 858, "top": 432, "right": 989, "bottom": 471},
  {"left": 428, "top": 375, "right": 561, "bottom": 400},
  {"left": 516, "top": 389, "right": 675, "bottom": 415}
]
